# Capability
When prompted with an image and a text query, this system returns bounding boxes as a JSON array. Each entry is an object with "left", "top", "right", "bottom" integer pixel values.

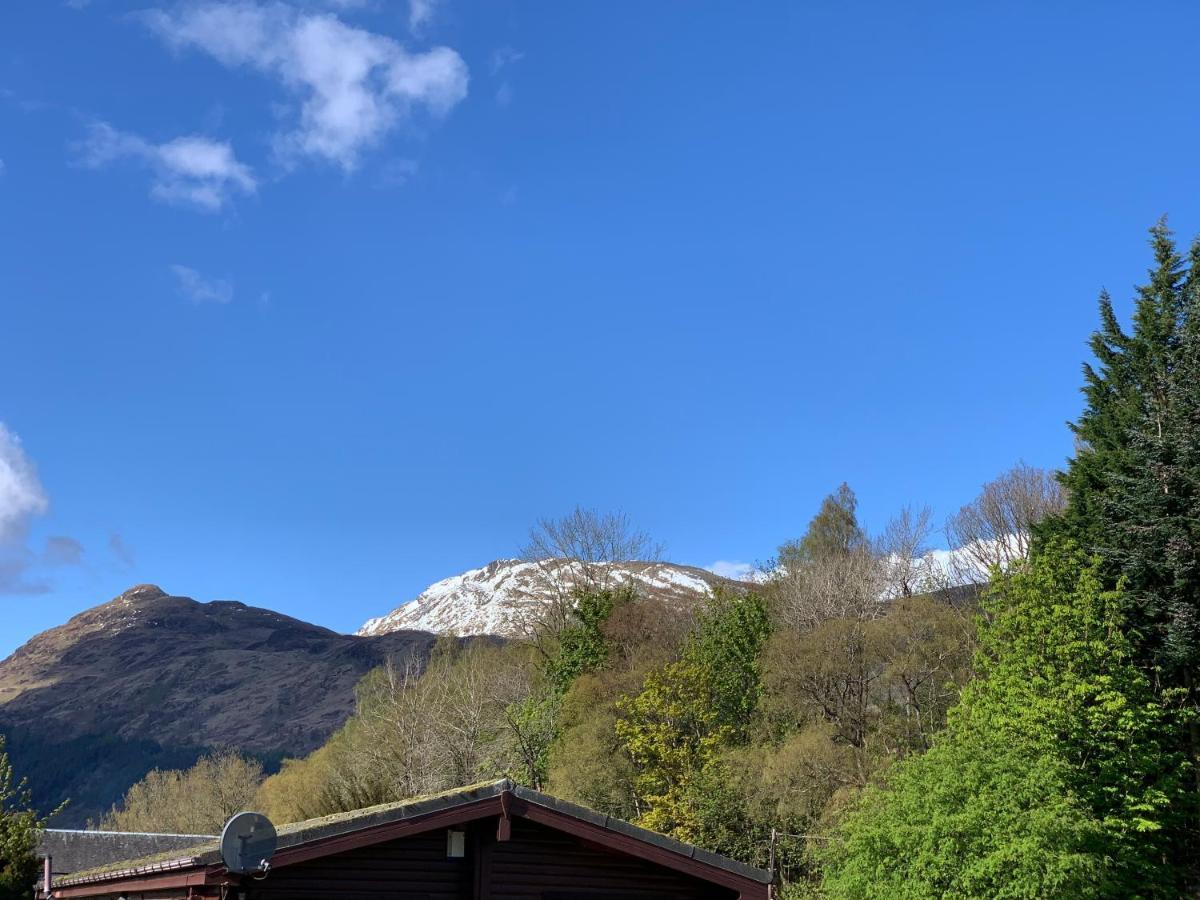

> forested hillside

[
  {"left": 84, "top": 222, "right": 1200, "bottom": 897},
  {"left": 96, "top": 470, "right": 1053, "bottom": 890}
]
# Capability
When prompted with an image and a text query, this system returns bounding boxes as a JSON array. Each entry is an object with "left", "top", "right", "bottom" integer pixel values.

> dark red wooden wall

[
  {"left": 484, "top": 818, "right": 737, "bottom": 900},
  {"left": 248, "top": 817, "right": 740, "bottom": 900},
  {"left": 251, "top": 830, "right": 468, "bottom": 900}
]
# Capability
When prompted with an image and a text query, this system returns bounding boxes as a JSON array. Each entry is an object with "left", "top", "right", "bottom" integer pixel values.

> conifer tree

[
  {"left": 1039, "top": 220, "right": 1200, "bottom": 881},
  {"left": 1048, "top": 222, "right": 1200, "bottom": 670},
  {"left": 1048, "top": 221, "right": 1186, "bottom": 559}
]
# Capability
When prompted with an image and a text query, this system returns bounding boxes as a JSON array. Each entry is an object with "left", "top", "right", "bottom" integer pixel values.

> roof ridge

[
  {"left": 43, "top": 829, "right": 217, "bottom": 838},
  {"left": 52, "top": 780, "right": 770, "bottom": 888}
]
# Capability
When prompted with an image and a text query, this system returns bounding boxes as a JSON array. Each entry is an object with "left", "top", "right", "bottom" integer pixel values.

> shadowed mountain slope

[{"left": 0, "top": 585, "right": 437, "bottom": 826}]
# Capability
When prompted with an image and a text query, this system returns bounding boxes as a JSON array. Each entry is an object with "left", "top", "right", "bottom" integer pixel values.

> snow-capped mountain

[{"left": 358, "top": 558, "right": 735, "bottom": 638}]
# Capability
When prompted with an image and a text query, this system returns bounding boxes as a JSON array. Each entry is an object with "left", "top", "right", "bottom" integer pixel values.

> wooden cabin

[{"left": 45, "top": 780, "right": 772, "bottom": 900}]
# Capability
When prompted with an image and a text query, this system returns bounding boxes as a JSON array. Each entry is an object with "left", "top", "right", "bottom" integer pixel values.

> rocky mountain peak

[{"left": 119, "top": 584, "right": 168, "bottom": 602}]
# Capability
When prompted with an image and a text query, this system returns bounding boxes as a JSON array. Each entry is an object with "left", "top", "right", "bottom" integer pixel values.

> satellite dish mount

[{"left": 220, "top": 812, "right": 278, "bottom": 877}]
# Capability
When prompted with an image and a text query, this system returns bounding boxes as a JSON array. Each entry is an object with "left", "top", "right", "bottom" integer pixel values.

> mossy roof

[{"left": 54, "top": 780, "right": 770, "bottom": 888}]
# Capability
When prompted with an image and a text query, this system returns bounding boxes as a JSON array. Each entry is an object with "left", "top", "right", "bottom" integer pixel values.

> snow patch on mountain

[{"left": 358, "top": 558, "right": 728, "bottom": 638}]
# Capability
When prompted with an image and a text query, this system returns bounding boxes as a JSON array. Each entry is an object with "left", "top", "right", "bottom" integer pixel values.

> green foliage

[
  {"left": 1045, "top": 219, "right": 1200, "bottom": 676},
  {"left": 512, "top": 586, "right": 636, "bottom": 788},
  {"left": 1099, "top": 251, "right": 1200, "bottom": 674},
  {"left": 778, "top": 483, "right": 866, "bottom": 571},
  {"left": 822, "top": 543, "right": 1186, "bottom": 898},
  {"left": 1047, "top": 221, "right": 1186, "bottom": 556},
  {"left": 825, "top": 738, "right": 1107, "bottom": 899},
  {"left": 1038, "top": 220, "right": 1200, "bottom": 880},
  {"left": 0, "top": 737, "right": 55, "bottom": 900},
  {"left": 504, "top": 692, "right": 559, "bottom": 789},
  {"left": 546, "top": 587, "right": 632, "bottom": 693},
  {"left": 616, "top": 591, "right": 771, "bottom": 849},
  {"left": 546, "top": 674, "right": 640, "bottom": 820}
]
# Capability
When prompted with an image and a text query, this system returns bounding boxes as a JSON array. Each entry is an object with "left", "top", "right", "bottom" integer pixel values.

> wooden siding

[
  {"left": 253, "top": 830, "right": 469, "bottom": 900},
  {"left": 484, "top": 818, "right": 738, "bottom": 900},
  {"left": 246, "top": 817, "right": 739, "bottom": 900}
]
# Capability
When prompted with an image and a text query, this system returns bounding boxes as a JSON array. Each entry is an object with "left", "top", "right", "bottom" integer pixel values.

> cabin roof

[
  {"left": 38, "top": 830, "right": 218, "bottom": 877},
  {"left": 54, "top": 780, "right": 771, "bottom": 888}
]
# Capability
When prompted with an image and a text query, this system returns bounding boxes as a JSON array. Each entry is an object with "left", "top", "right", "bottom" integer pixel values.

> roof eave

[{"left": 51, "top": 780, "right": 771, "bottom": 896}]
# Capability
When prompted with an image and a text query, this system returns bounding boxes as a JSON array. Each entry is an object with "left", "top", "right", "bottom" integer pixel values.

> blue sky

[{"left": 3, "top": 1, "right": 1200, "bottom": 656}]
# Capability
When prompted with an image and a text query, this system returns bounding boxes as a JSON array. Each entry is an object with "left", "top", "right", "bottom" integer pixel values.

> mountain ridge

[
  {"left": 0, "top": 559, "right": 744, "bottom": 825},
  {"left": 0, "top": 584, "right": 438, "bottom": 826},
  {"left": 357, "top": 558, "right": 741, "bottom": 638}
]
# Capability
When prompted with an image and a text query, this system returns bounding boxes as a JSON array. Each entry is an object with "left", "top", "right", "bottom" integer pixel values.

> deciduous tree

[
  {"left": 0, "top": 737, "right": 53, "bottom": 900},
  {"left": 822, "top": 544, "right": 1185, "bottom": 898},
  {"left": 103, "top": 750, "right": 263, "bottom": 834}
]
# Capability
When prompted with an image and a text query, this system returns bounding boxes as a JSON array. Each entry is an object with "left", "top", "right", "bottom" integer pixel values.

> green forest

[{"left": 25, "top": 221, "right": 1200, "bottom": 897}]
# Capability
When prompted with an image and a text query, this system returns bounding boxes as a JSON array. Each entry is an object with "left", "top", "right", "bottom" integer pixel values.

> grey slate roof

[
  {"left": 38, "top": 829, "right": 217, "bottom": 876},
  {"left": 54, "top": 780, "right": 771, "bottom": 887}
]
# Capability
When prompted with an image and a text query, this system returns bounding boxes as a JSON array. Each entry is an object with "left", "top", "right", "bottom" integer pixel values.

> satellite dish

[{"left": 220, "top": 812, "right": 277, "bottom": 875}]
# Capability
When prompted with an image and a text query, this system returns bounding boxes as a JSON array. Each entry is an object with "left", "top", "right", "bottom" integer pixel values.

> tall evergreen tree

[
  {"left": 1041, "top": 220, "right": 1200, "bottom": 670},
  {"left": 1047, "top": 220, "right": 1187, "bottom": 565},
  {"left": 1040, "top": 220, "right": 1200, "bottom": 882}
]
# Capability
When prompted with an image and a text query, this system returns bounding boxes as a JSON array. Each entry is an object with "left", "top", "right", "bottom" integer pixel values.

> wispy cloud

[
  {"left": 0, "top": 423, "right": 50, "bottom": 594},
  {"left": 139, "top": 2, "right": 469, "bottom": 172},
  {"left": 44, "top": 535, "right": 84, "bottom": 566},
  {"left": 489, "top": 45, "right": 523, "bottom": 76},
  {"left": 706, "top": 560, "right": 756, "bottom": 581},
  {"left": 75, "top": 122, "right": 256, "bottom": 212},
  {"left": 377, "top": 156, "right": 418, "bottom": 187},
  {"left": 110, "top": 533, "right": 136, "bottom": 568},
  {"left": 170, "top": 264, "right": 234, "bottom": 304},
  {"left": 407, "top": 0, "right": 438, "bottom": 32},
  {"left": 489, "top": 45, "right": 522, "bottom": 108}
]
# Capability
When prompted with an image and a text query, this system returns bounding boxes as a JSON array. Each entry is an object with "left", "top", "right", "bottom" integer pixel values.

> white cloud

[
  {"left": 0, "top": 424, "right": 51, "bottom": 594},
  {"left": 170, "top": 264, "right": 234, "bottom": 304},
  {"left": 706, "top": 560, "right": 756, "bottom": 581},
  {"left": 140, "top": 2, "right": 469, "bottom": 171},
  {"left": 489, "top": 45, "right": 523, "bottom": 76},
  {"left": 0, "top": 425, "right": 47, "bottom": 543},
  {"left": 407, "top": 0, "right": 438, "bottom": 31},
  {"left": 76, "top": 122, "right": 256, "bottom": 212}
]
